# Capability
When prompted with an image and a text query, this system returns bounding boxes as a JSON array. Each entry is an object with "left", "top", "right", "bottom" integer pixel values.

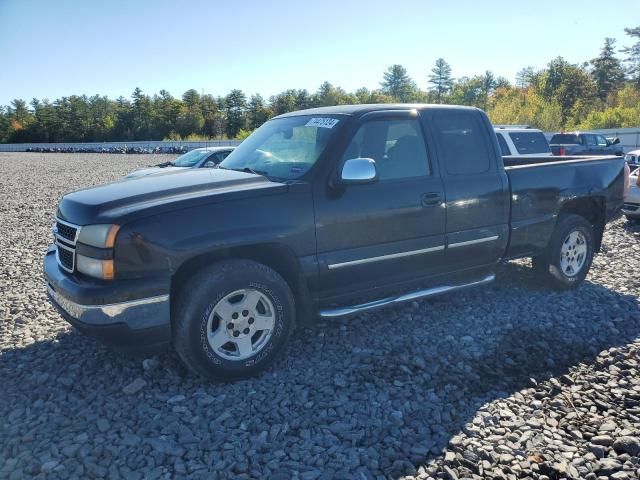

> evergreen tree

[
  {"left": 622, "top": 26, "right": 640, "bottom": 87},
  {"left": 590, "top": 38, "right": 625, "bottom": 100},
  {"left": 515, "top": 67, "right": 536, "bottom": 88},
  {"left": 223, "top": 89, "right": 247, "bottom": 138},
  {"left": 381, "top": 65, "right": 417, "bottom": 102},
  {"left": 428, "top": 58, "right": 453, "bottom": 103},
  {"left": 248, "top": 94, "right": 271, "bottom": 130}
]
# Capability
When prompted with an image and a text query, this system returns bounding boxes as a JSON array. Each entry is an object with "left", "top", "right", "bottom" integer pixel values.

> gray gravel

[{"left": 1, "top": 152, "right": 640, "bottom": 479}]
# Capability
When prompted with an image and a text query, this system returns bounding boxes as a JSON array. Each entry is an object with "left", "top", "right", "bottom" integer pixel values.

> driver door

[{"left": 313, "top": 110, "right": 446, "bottom": 300}]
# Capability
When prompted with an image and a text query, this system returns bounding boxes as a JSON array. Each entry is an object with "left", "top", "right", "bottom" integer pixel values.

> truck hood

[
  {"left": 124, "top": 165, "right": 189, "bottom": 179},
  {"left": 57, "top": 168, "right": 287, "bottom": 225}
]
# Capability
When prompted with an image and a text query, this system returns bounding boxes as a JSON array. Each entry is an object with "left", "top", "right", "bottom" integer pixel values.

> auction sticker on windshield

[{"left": 305, "top": 118, "right": 339, "bottom": 129}]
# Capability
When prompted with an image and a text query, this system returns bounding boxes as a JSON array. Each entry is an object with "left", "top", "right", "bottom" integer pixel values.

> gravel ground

[{"left": 1, "top": 152, "right": 639, "bottom": 480}]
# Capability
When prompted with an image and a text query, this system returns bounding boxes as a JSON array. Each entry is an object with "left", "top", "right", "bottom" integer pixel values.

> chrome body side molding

[{"left": 327, "top": 245, "right": 444, "bottom": 270}]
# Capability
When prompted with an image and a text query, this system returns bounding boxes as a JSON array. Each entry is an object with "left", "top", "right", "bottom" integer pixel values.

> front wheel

[
  {"left": 173, "top": 259, "right": 296, "bottom": 381},
  {"left": 532, "top": 214, "right": 595, "bottom": 290}
]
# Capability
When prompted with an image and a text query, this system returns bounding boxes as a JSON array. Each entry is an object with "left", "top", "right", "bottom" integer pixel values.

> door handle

[{"left": 421, "top": 192, "right": 442, "bottom": 206}]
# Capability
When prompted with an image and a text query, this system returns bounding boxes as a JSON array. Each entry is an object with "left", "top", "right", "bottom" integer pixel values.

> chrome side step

[{"left": 318, "top": 274, "right": 496, "bottom": 319}]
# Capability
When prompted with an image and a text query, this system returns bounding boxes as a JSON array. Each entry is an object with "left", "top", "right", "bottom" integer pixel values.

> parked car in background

[
  {"left": 623, "top": 166, "right": 640, "bottom": 221},
  {"left": 44, "top": 104, "right": 626, "bottom": 380},
  {"left": 549, "top": 132, "right": 623, "bottom": 156},
  {"left": 494, "top": 126, "right": 552, "bottom": 157},
  {"left": 624, "top": 149, "right": 640, "bottom": 169},
  {"left": 125, "top": 146, "right": 235, "bottom": 179}
]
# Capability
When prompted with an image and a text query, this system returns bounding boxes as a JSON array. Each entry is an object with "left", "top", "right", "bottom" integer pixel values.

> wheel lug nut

[
  {"left": 243, "top": 328, "right": 250, "bottom": 334},
  {"left": 232, "top": 312, "right": 239, "bottom": 320},
  {"left": 248, "top": 317, "right": 254, "bottom": 324},
  {"left": 242, "top": 310, "right": 249, "bottom": 317},
  {"left": 227, "top": 323, "right": 234, "bottom": 329},
  {"left": 233, "top": 330, "right": 240, "bottom": 337}
]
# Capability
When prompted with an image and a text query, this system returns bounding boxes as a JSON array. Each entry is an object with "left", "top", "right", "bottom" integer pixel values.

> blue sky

[{"left": 1, "top": 0, "right": 639, "bottom": 105}]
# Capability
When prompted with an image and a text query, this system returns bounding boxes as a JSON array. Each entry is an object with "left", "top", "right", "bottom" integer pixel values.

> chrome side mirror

[
  {"left": 340, "top": 158, "right": 378, "bottom": 185},
  {"left": 203, "top": 160, "right": 216, "bottom": 168}
]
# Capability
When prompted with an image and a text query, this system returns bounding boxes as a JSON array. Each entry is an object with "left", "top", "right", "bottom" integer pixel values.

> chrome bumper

[{"left": 47, "top": 284, "right": 170, "bottom": 329}]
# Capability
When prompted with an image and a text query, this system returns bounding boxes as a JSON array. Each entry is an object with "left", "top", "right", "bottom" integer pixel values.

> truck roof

[{"left": 274, "top": 103, "right": 480, "bottom": 119}]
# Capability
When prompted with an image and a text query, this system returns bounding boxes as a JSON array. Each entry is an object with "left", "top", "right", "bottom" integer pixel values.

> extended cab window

[
  {"left": 432, "top": 111, "right": 492, "bottom": 175},
  {"left": 341, "top": 118, "right": 430, "bottom": 180},
  {"left": 550, "top": 134, "right": 581, "bottom": 144}
]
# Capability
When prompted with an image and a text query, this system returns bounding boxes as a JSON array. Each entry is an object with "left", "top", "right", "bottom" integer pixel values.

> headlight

[
  {"left": 76, "top": 224, "right": 119, "bottom": 280},
  {"left": 76, "top": 254, "right": 115, "bottom": 280},
  {"left": 77, "top": 224, "right": 120, "bottom": 248}
]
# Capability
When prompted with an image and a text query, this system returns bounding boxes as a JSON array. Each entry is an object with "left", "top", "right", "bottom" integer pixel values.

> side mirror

[
  {"left": 607, "top": 137, "right": 620, "bottom": 146},
  {"left": 203, "top": 160, "right": 216, "bottom": 168},
  {"left": 340, "top": 158, "right": 378, "bottom": 185}
]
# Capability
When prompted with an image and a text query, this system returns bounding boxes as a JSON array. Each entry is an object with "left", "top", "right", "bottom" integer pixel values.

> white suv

[{"left": 494, "top": 126, "right": 552, "bottom": 157}]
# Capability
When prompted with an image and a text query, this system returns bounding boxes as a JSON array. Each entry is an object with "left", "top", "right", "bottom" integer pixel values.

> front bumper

[{"left": 44, "top": 246, "right": 171, "bottom": 348}]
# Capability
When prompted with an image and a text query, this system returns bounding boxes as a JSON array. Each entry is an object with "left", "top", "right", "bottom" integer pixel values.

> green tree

[
  {"left": 449, "top": 76, "right": 484, "bottom": 107},
  {"left": 200, "top": 94, "right": 223, "bottom": 139},
  {"left": 590, "top": 38, "right": 625, "bottom": 100},
  {"left": 248, "top": 94, "right": 271, "bottom": 130},
  {"left": 130, "top": 88, "right": 155, "bottom": 140},
  {"left": 534, "top": 57, "right": 597, "bottom": 126},
  {"left": 622, "top": 26, "right": 640, "bottom": 87},
  {"left": 223, "top": 89, "right": 247, "bottom": 138},
  {"left": 380, "top": 65, "right": 417, "bottom": 102},
  {"left": 428, "top": 58, "right": 453, "bottom": 103},
  {"left": 314, "top": 81, "right": 349, "bottom": 106},
  {"left": 515, "top": 67, "right": 536, "bottom": 88},
  {"left": 270, "top": 90, "right": 298, "bottom": 115}
]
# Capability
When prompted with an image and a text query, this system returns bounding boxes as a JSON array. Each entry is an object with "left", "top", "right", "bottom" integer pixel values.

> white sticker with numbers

[{"left": 305, "top": 117, "right": 339, "bottom": 129}]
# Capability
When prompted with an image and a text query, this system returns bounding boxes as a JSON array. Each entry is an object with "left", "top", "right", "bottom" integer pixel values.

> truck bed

[{"left": 502, "top": 155, "right": 625, "bottom": 259}]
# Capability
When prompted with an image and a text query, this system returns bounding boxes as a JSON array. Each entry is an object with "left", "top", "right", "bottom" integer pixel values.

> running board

[{"left": 318, "top": 274, "right": 496, "bottom": 319}]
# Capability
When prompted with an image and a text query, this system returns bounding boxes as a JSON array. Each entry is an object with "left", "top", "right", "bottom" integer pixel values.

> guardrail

[{"left": 0, "top": 140, "right": 242, "bottom": 153}]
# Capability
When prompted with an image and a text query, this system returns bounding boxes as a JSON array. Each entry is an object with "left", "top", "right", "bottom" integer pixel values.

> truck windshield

[
  {"left": 171, "top": 149, "right": 212, "bottom": 167},
  {"left": 509, "top": 132, "right": 551, "bottom": 154},
  {"left": 219, "top": 116, "right": 341, "bottom": 180},
  {"left": 550, "top": 134, "right": 581, "bottom": 145}
]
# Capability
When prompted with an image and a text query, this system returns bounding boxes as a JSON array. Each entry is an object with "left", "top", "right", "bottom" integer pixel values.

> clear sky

[{"left": 1, "top": 0, "right": 639, "bottom": 105}]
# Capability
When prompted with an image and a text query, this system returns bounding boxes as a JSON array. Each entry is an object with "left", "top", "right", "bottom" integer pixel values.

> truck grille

[
  {"left": 54, "top": 218, "right": 80, "bottom": 273},
  {"left": 56, "top": 220, "right": 78, "bottom": 243},
  {"left": 57, "top": 243, "right": 75, "bottom": 271}
]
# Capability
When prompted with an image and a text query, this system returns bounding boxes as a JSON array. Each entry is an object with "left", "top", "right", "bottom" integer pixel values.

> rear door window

[
  {"left": 431, "top": 110, "right": 493, "bottom": 175},
  {"left": 508, "top": 132, "right": 551, "bottom": 154},
  {"left": 496, "top": 133, "right": 510, "bottom": 156}
]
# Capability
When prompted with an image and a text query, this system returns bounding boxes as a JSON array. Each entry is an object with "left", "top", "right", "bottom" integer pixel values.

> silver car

[
  {"left": 125, "top": 146, "right": 235, "bottom": 179},
  {"left": 623, "top": 166, "right": 640, "bottom": 221}
]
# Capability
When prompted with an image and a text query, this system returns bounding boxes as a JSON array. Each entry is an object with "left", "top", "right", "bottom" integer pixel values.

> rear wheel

[
  {"left": 532, "top": 214, "right": 594, "bottom": 290},
  {"left": 173, "top": 259, "right": 296, "bottom": 381}
]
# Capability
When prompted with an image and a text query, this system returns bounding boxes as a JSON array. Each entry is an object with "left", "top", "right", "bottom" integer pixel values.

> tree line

[{"left": 1, "top": 26, "right": 639, "bottom": 144}]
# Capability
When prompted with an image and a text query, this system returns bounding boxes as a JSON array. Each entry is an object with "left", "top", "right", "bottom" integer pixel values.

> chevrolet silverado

[{"left": 45, "top": 104, "right": 626, "bottom": 380}]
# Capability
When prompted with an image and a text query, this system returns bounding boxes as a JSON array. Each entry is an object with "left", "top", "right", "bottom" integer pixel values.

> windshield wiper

[
  {"left": 217, "top": 165, "right": 269, "bottom": 176},
  {"left": 155, "top": 161, "right": 174, "bottom": 167}
]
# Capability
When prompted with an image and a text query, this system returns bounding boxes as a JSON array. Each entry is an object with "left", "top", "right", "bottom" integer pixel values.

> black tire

[
  {"left": 532, "top": 214, "right": 595, "bottom": 290},
  {"left": 173, "top": 259, "right": 295, "bottom": 381}
]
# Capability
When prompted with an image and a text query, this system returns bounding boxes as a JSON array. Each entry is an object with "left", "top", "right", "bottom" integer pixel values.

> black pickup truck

[
  {"left": 45, "top": 104, "right": 626, "bottom": 380},
  {"left": 549, "top": 132, "right": 624, "bottom": 156}
]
